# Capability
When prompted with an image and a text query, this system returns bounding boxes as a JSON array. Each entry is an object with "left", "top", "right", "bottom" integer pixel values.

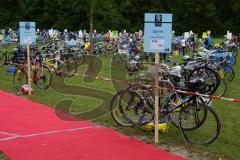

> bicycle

[
  {"left": 111, "top": 81, "right": 221, "bottom": 145},
  {"left": 42, "top": 49, "right": 78, "bottom": 78},
  {"left": 0, "top": 49, "right": 13, "bottom": 67},
  {"left": 13, "top": 52, "right": 52, "bottom": 92}
]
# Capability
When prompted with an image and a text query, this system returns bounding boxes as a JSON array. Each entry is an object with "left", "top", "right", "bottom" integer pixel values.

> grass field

[{"left": 0, "top": 42, "right": 240, "bottom": 159}]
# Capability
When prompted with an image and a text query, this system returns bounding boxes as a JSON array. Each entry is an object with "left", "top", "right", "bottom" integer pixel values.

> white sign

[
  {"left": 150, "top": 39, "right": 164, "bottom": 50},
  {"left": 144, "top": 13, "right": 172, "bottom": 53},
  {"left": 23, "top": 36, "right": 33, "bottom": 44},
  {"left": 19, "top": 22, "right": 36, "bottom": 45}
]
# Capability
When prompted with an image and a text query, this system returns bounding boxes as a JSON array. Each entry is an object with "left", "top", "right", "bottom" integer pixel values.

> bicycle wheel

[
  {"left": 118, "top": 88, "right": 151, "bottom": 125},
  {"left": 188, "top": 67, "right": 220, "bottom": 95},
  {"left": 78, "top": 54, "right": 86, "bottom": 64},
  {"left": 57, "top": 57, "right": 77, "bottom": 77},
  {"left": 166, "top": 93, "right": 208, "bottom": 131},
  {"left": 222, "top": 65, "right": 235, "bottom": 82},
  {"left": 179, "top": 104, "right": 221, "bottom": 145},
  {"left": 232, "top": 49, "right": 238, "bottom": 62},
  {"left": 0, "top": 51, "right": 6, "bottom": 67},
  {"left": 113, "top": 54, "right": 127, "bottom": 65},
  {"left": 13, "top": 69, "right": 27, "bottom": 91},
  {"left": 7, "top": 51, "right": 13, "bottom": 65},
  {"left": 214, "top": 78, "right": 227, "bottom": 97},
  {"left": 35, "top": 66, "right": 52, "bottom": 90},
  {"left": 231, "top": 54, "right": 237, "bottom": 65},
  {"left": 110, "top": 90, "right": 134, "bottom": 127}
]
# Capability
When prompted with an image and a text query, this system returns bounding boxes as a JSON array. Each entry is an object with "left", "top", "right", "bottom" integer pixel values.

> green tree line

[{"left": 0, "top": 0, "right": 239, "bottom": 35}]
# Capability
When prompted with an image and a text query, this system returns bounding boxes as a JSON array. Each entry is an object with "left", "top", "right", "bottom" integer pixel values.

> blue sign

[
  {"left": 19, "top": 22, "right": 36, "bottom": 45},
  {"left": 144, "top": 13, "right": 172, "bottom": 53}
]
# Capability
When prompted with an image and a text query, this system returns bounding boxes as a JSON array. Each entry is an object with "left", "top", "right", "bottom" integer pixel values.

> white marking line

[
  {"left": 0, "top": 125, "right": 103, "bottom": 142},
  {"left": 0, "top": 136, "right": 19, "bottom": 142},
  {"left": 0, "top": 132, "right": 20, "bottom": 136},
  {"left": 22, "top": 125, "right": 102, "bottom": 138}
]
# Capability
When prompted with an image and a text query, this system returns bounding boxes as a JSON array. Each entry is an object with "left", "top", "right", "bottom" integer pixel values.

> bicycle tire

[
  {"left": 13, "top": 69, "right": 27, "bottom": 91},
  {"left": 188, "top": 66, "right": 220, "bottom": 95},
  {"left": 166, "top": 93, "right": 208, "bottom": 131},
  {"left": 118, "top": 88, "right": 149, "bottom": 126},
  {"left": 222, "top": 65, "right": 235, "bottom": 82},
  {"left": 0, "top": 51, "right": 6, "bottom": 67},
  {"left": 214, "top": 78, "right": 227, "bottom": 97},
  {"left": 179, "top": 104, "right": 221, "bottom": 145},
  {"left": 35, "top": 66, "right": 52, "bottom": 90},
  {"left": 110, "top": 90, "right": 134, "bottom": 127},
  {"left": 56, "top": 57, "right": 78, "bottom": 78}
]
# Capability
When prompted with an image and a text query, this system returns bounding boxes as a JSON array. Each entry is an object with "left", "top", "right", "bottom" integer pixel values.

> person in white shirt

[{"left": 181, "top": 38, "right": 186, "bottom": 55}]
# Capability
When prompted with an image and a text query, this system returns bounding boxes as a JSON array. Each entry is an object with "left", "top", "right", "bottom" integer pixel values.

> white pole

[
  {"left": 27, "top": 45, "right": 31, "bottom": 95},
  {"left": 154, "top": 52, "right": 160, "bottom": 143}
]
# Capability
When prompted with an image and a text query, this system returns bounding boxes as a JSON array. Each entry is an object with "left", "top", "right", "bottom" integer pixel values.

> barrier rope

[
  {"left": 148, "top": 85, "right": 240, "bottom": 103},
  {"left": 74, "top": 73, "right": 240, "bottom": 103}
]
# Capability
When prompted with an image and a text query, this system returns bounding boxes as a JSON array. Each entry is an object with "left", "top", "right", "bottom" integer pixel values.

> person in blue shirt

[
  {"left": 132, "top": 34, "right": 137, "bottom": 42},
  {"left": 129, "top": 39, "right": 137, "bottom": 57},
  {"left": 16, "top": 29, "right": 20, "bottom": 40},
  {"left": 208, "top": 35, "right": 213, "bottom": 48},
  {"left": 4, "top": 34, "right": 12, "bottom": 45},
  {"left": 204, "top": 35, "right": 213, "bottom": 50}
]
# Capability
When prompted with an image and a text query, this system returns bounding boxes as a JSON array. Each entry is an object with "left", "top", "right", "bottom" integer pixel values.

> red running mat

[{"left": 0, "top": 90, "right": 184, "bottom": 160}]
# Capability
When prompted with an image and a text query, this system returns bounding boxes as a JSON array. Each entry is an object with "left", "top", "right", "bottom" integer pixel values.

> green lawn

[{"left": 0, "top": 44, "right": 240, "bottom": 159}]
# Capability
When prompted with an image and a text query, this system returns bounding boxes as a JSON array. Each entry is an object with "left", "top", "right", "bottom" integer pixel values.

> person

[
  {"left": 16, "top": 29, "right": 20, "bottom": 41},
  {"left": 229, "top": 35, "right": 238, "bottom": 52},
  {"left": 160, "top": 53, "right": 166, "bottom": 62},
  {"left": 105, "top": 32, "right": 110, "bottom": 42},
  {"left": 4, "top": 33, "right": 12, "bottom": 45},
  {"left": 231, "top": 35, "right": 238, "bottom": 45},
  {"left": 129, "top": 39, "right": 137, "bottom": 57},
  {"left": 181, "top": 38, "right": 186, "bottom": 55},
  {"left": 207, "top": 35, "right": 213, "bottom": 49}
]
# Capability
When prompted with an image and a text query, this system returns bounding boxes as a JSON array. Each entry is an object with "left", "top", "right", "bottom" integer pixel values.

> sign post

[
  {"left": 19, "top": 22, "right": 36, "bottom": 95},
  {"left": 154, "top": 52, "right": 159, "bottom": 143},
  {"left": 144, "top": 13, "right": 172, "bottom": 143},
  {"left": 26, "top": 45, "right": 31, "bottom": 95}
]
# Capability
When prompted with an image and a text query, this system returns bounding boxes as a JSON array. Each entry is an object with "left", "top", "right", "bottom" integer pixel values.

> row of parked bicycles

[
  {"left": 1, "top": 46, "right": 75, "bottom": 92},
  {"left": 0, "top": 38, "right": 144, "bottom": 93},
  {"left": 110, "top": 43, "right": 238, "bottom": 145}
]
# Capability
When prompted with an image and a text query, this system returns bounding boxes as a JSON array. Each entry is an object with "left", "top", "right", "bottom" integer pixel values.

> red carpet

[{"left": 0, "top": 90, "right": 184, "bottom": 160}]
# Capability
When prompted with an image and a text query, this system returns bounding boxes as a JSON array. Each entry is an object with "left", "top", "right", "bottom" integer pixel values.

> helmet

[
  {"left": 183, "top": 55, "right": 190, "bottom": 61},
  {"left": 134, "top": 55, "right": 140, "bottom": 61},
  {"left": 21, "top": 85, "right": 33, "bottom": 94}
]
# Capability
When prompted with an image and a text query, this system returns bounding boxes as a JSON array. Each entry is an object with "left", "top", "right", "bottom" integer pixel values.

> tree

[{"left": 0, "top": 0, "right": 239, "bottom": 35}]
